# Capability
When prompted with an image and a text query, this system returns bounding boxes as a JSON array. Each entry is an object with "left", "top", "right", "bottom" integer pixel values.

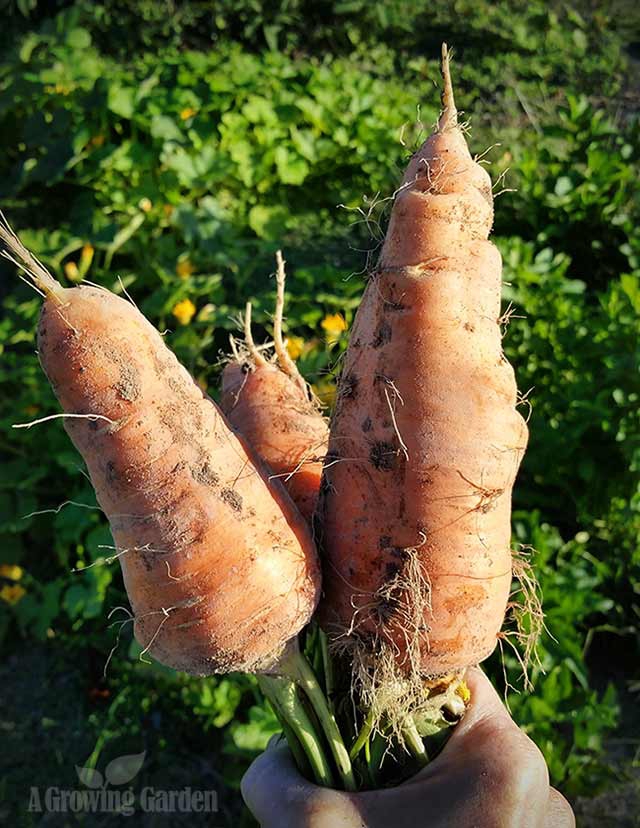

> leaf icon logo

[
  {"left": 75, "top": 766, "right": 104, "bottom": 788},
  {"left": 104, "top": 752, "right": 146, "bottom": 785}
]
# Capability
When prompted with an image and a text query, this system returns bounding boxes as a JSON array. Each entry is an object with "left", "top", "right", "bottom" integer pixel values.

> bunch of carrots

[{"left": 2, "top": 46, "right": 532, "bottom": 790}]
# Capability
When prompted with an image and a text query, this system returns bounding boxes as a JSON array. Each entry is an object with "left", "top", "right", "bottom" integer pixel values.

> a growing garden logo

[{"left": 27, "top": 751, "right": 218, "bottom": 817}]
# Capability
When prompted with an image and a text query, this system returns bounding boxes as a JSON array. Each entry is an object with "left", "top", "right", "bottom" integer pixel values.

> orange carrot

[
  {"left": 221, "top": 252, "right": 329, "bottom": 522},
  {"left": 316, "top": 45, "right": 529, "bottom": 698},
  {"left": 1, "top": 220, "right": 320, "bottom": 676}
]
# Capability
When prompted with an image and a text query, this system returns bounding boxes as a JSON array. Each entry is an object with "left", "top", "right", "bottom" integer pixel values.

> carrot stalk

[
  {"left": 349, "top": 708, "right": 375, "bottom": 761},
  {"left": 318, "top": 629, "right": 334, "bottom": 714},
  {"left": 258, "top": 675, "right": 335, "bottom": 787},
  {"left": 278, "top": 718, "right": 312, "bottom": 778},
  {"left": 401, "top": 718, "right": 429, "bottom": 768},
  {"left": 279, "top": 648, "right": 357, "bottom": 791},
  {"left": 368, "top": 729, "right": 387, "bottom": 782}
]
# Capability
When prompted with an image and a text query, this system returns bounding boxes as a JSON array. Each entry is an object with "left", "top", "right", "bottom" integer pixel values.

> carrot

[
  {"left": 0, "top": 219, "right": 320, "bottom": 676},
  {"left": 316, "top": 46, "right": 529, "bottom": 728},
  {"left": 2, "top": 219, "right": 356, "bottom": 791},
  {"left": 221, "top": 251, "right": 329, "bottom": 522}
]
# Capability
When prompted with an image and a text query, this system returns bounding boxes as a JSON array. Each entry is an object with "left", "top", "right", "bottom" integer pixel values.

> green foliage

[
  {"left": 0, "top": 2, "right": 638, "bottom": 824},
  {"left": 492, "top": 513, "right": 623, "bottom": 790},
  {"left": 504, "top": 95, "right": 640, "bottom": 286}
]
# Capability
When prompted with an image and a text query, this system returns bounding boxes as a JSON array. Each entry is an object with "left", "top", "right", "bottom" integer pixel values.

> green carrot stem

[
  {"left": 258, "top": 675, "right": 335, "bottom": 787},
  {"left": 350, "top": 708, "right": 375, "bottom": 761},
  {"left": 368, "top": 728, "right": 388, "bottom": 787},
  {"left": 318, "top": 629, "right": 334, "bottom": 710},
  {"left": 281, "top": 648, "right": 357, "bottom": 791},
  {"left": 311, "top": 628, "right": 324, "bottom": 689},
  {"left": 402, "top": 717, "right": 430, "bottom": 769},
  {"left": 279, "top": 719, "right": 311, "bottom": 778}
]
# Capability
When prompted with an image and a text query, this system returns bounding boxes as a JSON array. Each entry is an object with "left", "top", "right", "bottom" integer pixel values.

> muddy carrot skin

[
  {"left": 222, "top": 362, "right": 328, "bottom": 523},
  {"left": 317, "top": 46, "right": 528, "bottom": 678},
  {"left": 222, "top": 252, "right": 329, "bottom": 523},
  {"left": 0, "top": 220, "right": 321, "bottom": 676}
]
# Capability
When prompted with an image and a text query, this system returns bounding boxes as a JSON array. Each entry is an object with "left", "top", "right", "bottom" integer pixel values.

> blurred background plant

[{"left": 1, "top": 1, "right": 639, "bottom": 825}]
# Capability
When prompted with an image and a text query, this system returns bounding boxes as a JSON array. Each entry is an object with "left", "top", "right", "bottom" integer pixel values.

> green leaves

[
  {"left": 274, "top": 146, "right": 309, "bottom": 185},
  {"left": 226, "top": 704, "right": 281, "bottom": 753},
  {"left": 63, "top": 565, "right": 112, "bottom": 621},
  {"left": 248, "top": 205, "right": 288, "bottom": 240},
  {"left": 66, "top": 27, "right": 92, "bottom": 50}
]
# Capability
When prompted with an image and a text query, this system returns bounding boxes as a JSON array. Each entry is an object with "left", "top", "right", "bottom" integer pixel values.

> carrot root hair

[
  {"left": 226, "top": 250, "right": 324, "bottom": 409},
  {"left": 328, "top": 545, "right": 467, "bottom": 744},
  {"left": 498, "top": 546, "right": 545, "bottom": 692}
]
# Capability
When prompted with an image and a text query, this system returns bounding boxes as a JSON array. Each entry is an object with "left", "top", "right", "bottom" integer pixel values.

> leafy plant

[{"left": 0, "top": 3, "right": 638, "bottom": 824}]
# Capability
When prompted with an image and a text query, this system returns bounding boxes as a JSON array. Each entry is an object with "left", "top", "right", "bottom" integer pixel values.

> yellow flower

[
  {"left": 81, "top": 243, "right": 94, "bottom": 262},
  {"left": 321, "top": 313, "right": 347, "bottom": 338},
  {"left": 0, "top": 564, "right": 23, "bottom": 581},
  {"left": 0, "top": 584, "right": 26, "bottom": 605},
  {"left": 176, "top": 258, "right": 195, "bottom": 279},
  {"left": 286, "top": 335, "right": 305, "bottom": 360},
  {"left": 456, "top": 682, "right": 471, "bottom": 704},
  {"left": 172, "top": 299, "right": 197, "bottom": 326},
  {"left": 78, "top": 243, "right": 94, "bottom": 278},
  {"left": 89, "top": 134, "right": 105, "bottom": 148},
  {"left": 180, "top": 107, "right": 197, "bottom": 121},
  {"left": 64, "top": 261, "right": 80, "bottom": 281},
  {"left": 138, "top": 197, "right": 152, "bottom": 213},
  {"left": 46, "top": 83, "right": 71, "bottom": 95}
]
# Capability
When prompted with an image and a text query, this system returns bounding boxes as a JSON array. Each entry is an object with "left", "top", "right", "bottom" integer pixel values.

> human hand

[{"left": 242, "top": 667, "right": 575, "bottom": 828}]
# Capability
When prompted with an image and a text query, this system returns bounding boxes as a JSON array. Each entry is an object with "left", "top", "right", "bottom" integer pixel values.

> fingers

[
  {"left": 241, "top": 674, "right": 576, "bottom": 828},
  {"left": 546, "top": 788, "right": 575, "bottom": 828},
  {"left": 440, "top": 669, "right": 575, "bottom": 828},
  {"left": 406, "top": 667, "right": 551, "bottom": 826},
  {"left": 241, "top": 741, "right": 365, "bottom": 828},
  {"left": 241, "top": 742, "right": 309, "bottom": 827}
]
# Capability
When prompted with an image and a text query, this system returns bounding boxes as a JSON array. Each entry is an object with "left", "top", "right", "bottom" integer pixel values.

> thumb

[
  {"left": 407, "top": 666, "right": 523, "bottom": 785},
  {"left": 450, "top": 666, "right": 515, "bottom": 740}
]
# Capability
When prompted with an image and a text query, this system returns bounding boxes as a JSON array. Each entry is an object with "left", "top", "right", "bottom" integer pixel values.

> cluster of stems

[{"left": 257, "top": 628, "right": 435, "bottom": 791}]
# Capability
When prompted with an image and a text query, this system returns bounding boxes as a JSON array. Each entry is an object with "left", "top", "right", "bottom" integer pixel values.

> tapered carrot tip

[
  {"left": 0, "top": 215, "right": 66, "bottom": 303},
  {"left": 438, "top": 42, "right": 458, "bottom": 131}
]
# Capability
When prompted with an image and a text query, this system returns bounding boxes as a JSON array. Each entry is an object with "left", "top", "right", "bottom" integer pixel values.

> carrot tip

[
  {"left": 272, "top": 250, "right": 307, "bottom": 394},
  {"left": 243, "top": 301, "right": 268, "bottom": 367},
  {"left": 438, "top": 42, "right": 458, "bottom": 131},
  {"left": 0, "top": 212, "right": 65, "bottom": 302}
]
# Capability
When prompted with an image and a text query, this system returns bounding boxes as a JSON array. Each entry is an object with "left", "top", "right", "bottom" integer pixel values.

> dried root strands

[
  {"left": 1, "top": 216, "right": 320, "bottom": 676},
  {"left": 316, "top": 45, "right": 530, "bottom": 725},
  {"left": 221, "top": 251, "right": 329, "bottom": 522}
]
